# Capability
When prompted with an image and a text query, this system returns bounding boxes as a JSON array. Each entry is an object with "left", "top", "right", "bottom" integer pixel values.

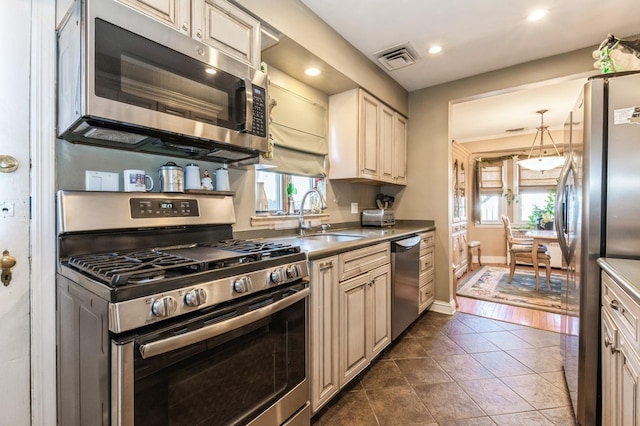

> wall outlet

[
  {"left": 351, "top": 202, "right": 358, "bottom": 214},
  {"left": 85, "top": 171, "right": 119, "bottom": 191}
]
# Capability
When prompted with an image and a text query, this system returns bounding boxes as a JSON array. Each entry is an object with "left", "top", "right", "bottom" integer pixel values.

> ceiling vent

[{"left": 374, "top": 43, "right": 420, "bottom": 71}]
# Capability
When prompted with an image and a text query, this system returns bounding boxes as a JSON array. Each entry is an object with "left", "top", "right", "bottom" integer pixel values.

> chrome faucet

[{"left": 298, "top": 188, "right": 327, "bottom": 235}]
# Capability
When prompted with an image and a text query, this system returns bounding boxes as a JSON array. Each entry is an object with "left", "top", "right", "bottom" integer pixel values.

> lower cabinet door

[
  {"left": 618, "top": 334, "right": 640, "bottom": 426},
  {"left": 338, "top": 273, "right": 369, "bottom": 387},
  {"left": 602, "top": 308, "right": 618, "bottom": 426},
  {"left": 310, "top": 257, "right": 339, "bottom": 413},
  {"left": 369, "top": 265, "right": 391, "bottom": 359}
]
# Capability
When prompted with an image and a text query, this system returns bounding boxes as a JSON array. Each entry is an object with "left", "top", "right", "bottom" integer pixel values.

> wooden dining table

[{"left": 525, "top": 229, "right": 558, "bottom": 289}]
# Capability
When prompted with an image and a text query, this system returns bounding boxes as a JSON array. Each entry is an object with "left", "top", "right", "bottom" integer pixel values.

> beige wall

[{"left": 397, "top": 48, "right": 597, "bottom": 304}]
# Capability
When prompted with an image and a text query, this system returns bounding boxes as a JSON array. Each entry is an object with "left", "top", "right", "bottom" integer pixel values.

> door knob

[
  {"left": 0, "top": 155, "right": 18, "bottom": 173},
  {"left": 1, "top": 250, "right": 16, "bottom": 286}
]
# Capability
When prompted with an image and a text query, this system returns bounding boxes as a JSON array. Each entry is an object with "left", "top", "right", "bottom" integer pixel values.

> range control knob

[
  {"left": 185, "top": 288, "right": 207, "bottom": 307},
  {"left": 233, "top": 276, "right": 251, "bottom": 293},
  {"left": 286, "top": 265, "right": 300, "bottom": 279},
  {"left": 151, "top": 296, "right": 178, "bottom": 317},
  {"left": 270, "top": 268, "right": 284, "bottom": 284}
]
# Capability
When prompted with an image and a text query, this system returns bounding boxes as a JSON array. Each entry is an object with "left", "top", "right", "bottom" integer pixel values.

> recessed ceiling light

[
  {"left": 304, "top": 67, "right": 321, "bottom": 77},
  {"left": 428, "top": 45, "right": 442, "bottom": 55},
  {"left": 527, "top": 9, "right": 547, "bottom": 22},
  {"left": 205, "top": 68, "right": 217, "bottom": 75}
]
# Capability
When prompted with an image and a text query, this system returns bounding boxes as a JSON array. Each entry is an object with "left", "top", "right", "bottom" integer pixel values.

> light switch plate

[
  {"left": 351, "top": 202, "right": 358, "bottom": 214},
  {"left": 85, "top": 171, "right": 119, "bottom": 191}
]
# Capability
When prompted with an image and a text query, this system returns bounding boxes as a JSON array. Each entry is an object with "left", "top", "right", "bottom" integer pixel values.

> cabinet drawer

[
  {"left": 339, "top": 242, "right": 390, "bottom": 282},
  {"left": 419, "top": 231, "right": 435, "bottom": 254},
  {"left": 602, "top": 271, "right": 640, "bottom": 351},
  {"left": 419, "top": 268, "right": 434, "bottom": 288},
  {"left": 419, "top": 276, "right": 434, "bottom": 313},
  {"left": 419, "top": 246, "right": 435, "bottom": 274}
]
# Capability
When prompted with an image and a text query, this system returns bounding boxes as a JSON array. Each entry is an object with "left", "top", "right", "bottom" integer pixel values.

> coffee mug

[{"left": 123, "top": 169, "right": 154, "bottom": 192}]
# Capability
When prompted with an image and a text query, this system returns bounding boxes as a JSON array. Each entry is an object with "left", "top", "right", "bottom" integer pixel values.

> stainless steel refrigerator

[{"left": 557, "top": 71, "right": 640, "bottom": 425}]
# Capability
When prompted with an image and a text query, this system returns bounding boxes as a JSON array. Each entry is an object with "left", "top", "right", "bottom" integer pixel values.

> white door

[
  {"left": 1, "top": 2, "right": 57, "bottom": 424},
  {"left": 0, "top": 2, "right": 34, "bottom": 424}
]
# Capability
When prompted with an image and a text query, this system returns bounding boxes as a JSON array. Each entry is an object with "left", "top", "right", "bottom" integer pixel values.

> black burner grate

[
  {"left": 66, "top": 240, "right": 301, "bottom": 287},
  {"left": 68, "top": 250, "right": 203, "bottom": 286},
  {"left": 201, "top": 239, "right": 301, "bottom": 258}
]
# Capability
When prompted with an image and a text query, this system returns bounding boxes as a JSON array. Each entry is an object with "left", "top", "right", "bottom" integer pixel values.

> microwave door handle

[
  {"left": 236, "top": 78, "right": 253, "bottom": 133},
  {"left": 138, "top": 287, "right": 309, "bottom": 359}
]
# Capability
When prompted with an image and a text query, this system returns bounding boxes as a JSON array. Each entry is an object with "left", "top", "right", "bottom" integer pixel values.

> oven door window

[
  {"left": 94, "top": 19, "right": 245, "bottom": 130},
  {"left": 131, "top": 296, "right": 306, "bottom": 426}
]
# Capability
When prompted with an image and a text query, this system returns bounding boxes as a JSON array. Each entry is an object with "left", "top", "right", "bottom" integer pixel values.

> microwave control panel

[{"left": 252, "top": 85, "right": 267, "bottom": 137}]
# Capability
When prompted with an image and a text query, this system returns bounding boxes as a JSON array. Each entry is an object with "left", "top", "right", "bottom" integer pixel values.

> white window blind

[
  {"left": 479, "top": 163, "right": 504, "bottom": 193},
  {"left": 518, "top": 165, "right": 561, "bottom": 189},
  {"left": 265, "top": 82, "right": 328, "bottom": 177}
]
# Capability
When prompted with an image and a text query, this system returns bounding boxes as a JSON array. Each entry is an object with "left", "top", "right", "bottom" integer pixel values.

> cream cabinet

[
  {"left": 115, "top": 0, "right": 189, "bottom": 33},
  {"left": 393, "top": 114, "right": 408, "bottom": 185},
  {"left": 309, "top": 256, "right": 339, "bottom": 414},
  {"left": 309, "top": 243, "right": 391, "bottom": 412},
  {"left": 452, "top": 142, "right": 470, "bottom": 278},
  {"left": 601, "top": 308, "right": 618, "bottom": 426},
  {"left": 329, "top": 88, "right": 408, "bottom": 185},
  {"left": 419, "top": 231, "right": 436, "bottom": 313},
  {"left": 601, "top": 270, "right": 640, "bottom": 425},
  {"left": 116, "top": 0, "right": 261, "bottom": 68},
  {"left": 338, "top": 264, "right": 391, "bottom": 386},
  {"left": 337, "top": 243, "right": 391, "bottom": 386}
]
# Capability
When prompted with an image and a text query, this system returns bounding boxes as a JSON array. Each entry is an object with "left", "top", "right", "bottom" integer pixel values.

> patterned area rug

[{"left": 456, "top": 265, "right": 565, "bottom": 314}]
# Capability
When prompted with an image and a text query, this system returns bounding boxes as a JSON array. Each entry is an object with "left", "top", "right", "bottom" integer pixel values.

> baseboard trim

[{"left": 429, "top": 299, "right": 456, "bottom": 316}]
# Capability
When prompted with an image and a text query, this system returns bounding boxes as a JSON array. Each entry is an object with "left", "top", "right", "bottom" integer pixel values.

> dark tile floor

[{"left": 311, "top": 311, "right": 576, "bottom": 425}]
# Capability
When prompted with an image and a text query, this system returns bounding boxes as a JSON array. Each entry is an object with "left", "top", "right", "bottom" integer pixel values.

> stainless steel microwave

[{"left": 57, "top": 0, "right": 269, "bottom": 163}]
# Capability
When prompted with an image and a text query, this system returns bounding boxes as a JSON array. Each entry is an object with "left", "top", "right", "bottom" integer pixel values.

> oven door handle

[{"left": 138, "top": 287, "right": 309, "bottom": 359}]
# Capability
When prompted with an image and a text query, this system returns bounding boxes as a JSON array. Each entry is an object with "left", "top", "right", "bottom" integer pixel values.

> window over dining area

[{"left": 472, "top": 156, "right": 562, "bottom": 228}]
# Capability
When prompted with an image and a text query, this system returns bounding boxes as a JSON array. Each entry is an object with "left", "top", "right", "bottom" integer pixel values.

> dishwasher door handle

[{"left": 392, "top": 236, "right": 421, "bottom": 251}]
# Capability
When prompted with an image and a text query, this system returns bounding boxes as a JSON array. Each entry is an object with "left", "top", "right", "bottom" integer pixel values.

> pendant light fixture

[{"left": 518, "top": 109, "right": 565, "bottom": 171}]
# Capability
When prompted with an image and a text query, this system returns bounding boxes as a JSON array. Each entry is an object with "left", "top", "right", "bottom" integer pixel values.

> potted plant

[
  {"left": 528, "top": 190, "right": 555, "bottom": 230},
  {"left": 286, "top": 182, "right": 297, "bottom": 215}
]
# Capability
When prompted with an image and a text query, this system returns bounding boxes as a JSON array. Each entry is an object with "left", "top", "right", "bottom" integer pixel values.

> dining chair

[{"left": 501, "top": 215, "right": 552, "bottom": 290}]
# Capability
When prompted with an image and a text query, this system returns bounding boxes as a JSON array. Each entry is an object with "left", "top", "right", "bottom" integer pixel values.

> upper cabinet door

[
  {"left": 379, "top": 105, "right": 395, "bottom": 182},
  {"left": 193, "top": 0, "right": 261, "bottom": 68},
  {"left": 359, "top": 91, "right": 380, "bottom": 179},
  {"left": 393, "top": 114, "right": 408, "bottom": 185},
  {"left": 116, "top": 0, "right": 191, "bottom": 34}
]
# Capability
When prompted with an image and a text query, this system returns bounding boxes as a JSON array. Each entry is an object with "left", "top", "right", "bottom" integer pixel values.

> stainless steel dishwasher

[{"left": 391, "top": 235, "right": 422, "bottom": 340}]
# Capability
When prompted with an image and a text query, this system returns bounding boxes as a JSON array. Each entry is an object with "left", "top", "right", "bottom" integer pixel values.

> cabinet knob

[
  {"left": 610, "top": 300, "right": 625, "bottom": 314},
  {"left": 604, "top": 334, "right": 619, "bottom": 354},
  {"left": 181, "top": 22, "right": 189, "bottom": 32}
]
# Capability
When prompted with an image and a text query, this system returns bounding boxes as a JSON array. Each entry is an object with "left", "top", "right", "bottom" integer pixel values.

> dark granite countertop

[{"left": 236, "top": 220, "right": 435, "bottom": 260}]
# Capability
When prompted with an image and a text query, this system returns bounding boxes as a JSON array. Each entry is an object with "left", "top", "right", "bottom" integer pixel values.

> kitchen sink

[{"left": 299, "top": 233, "right": 366, "bottom": 242}]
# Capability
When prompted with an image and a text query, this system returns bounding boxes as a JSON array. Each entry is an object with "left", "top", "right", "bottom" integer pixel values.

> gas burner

[
  {"left": 202, "top": 239, "right": 301, "bottom": 258},
  {"left": 68, "top": 250, "right": 203, "bottom": 286},
  {"left": 127, "top": 270, "right": 166, "bottom": 284}
]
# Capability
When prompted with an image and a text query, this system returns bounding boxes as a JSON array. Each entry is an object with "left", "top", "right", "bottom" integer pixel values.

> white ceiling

[{"left": 300, "top": 0, "right": 640, "bottom": 141}]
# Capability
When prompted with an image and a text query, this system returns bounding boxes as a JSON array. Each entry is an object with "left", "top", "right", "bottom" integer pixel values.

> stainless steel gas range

[{"left": 56, "top": 191, "right": 310, "bottom": 426}]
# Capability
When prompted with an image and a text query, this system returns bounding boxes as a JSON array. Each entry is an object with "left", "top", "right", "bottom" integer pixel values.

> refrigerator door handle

[{"left": 555, "top": 155, "right": 573, "bottom": 264}]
